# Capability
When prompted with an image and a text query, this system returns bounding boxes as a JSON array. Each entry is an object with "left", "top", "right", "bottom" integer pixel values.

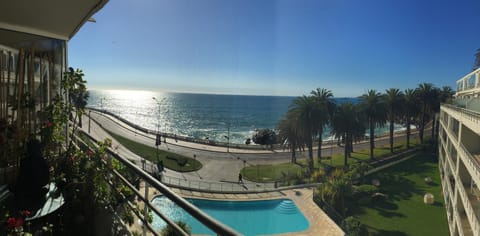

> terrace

[
  {"left": 0, "top": 1, "right": 243, "bottom": 235},
  {"left": 456, "top": 68, "right": 480, "bottom": 99}
]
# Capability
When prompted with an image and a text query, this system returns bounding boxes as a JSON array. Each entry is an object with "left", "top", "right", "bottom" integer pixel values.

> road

[{"left": 81, "top": 109, "right": 424, "bottom": 186}]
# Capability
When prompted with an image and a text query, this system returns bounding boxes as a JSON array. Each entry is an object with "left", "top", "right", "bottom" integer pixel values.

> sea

[{"left": 87, "top": 90, "right": 404, "bottom": 145}]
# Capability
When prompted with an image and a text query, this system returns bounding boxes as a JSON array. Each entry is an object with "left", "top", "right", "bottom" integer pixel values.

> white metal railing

[
  {"left": 161, "top": 175, "right": 274, "bottom": 192},
  {"left": 445, "top": 205, "right": 455, "bottom": 236},
  {"left": 446, "top": 151, "right": 456, "bottom": 177},
  {"left": 458, "top": 142, "right": 480, "bottom": 191},
  {"left": 456, "top": 173, "right": 480, "bottom": 236},
  {"left": 454, "top": 208, "right": 465, "bottom": 236},
  {"left": 442, "top": 177, "right": 451, "bottom": 205},
  {"left": 445, "top": 174, "right": 454, "bottom": 203}
]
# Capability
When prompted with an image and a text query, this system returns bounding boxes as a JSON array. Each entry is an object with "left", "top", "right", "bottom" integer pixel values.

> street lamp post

[
  {"left": 99, "top": 97, "right": 105, "bottom": 113},
  {"left": 135, "top": 112, "right": 138, "bottom": 136},
  {"left": 88, "top": 110, "right": 91, "bottom": 133},
  {"left": 224, "top": 124, "right": 230, "bottom": 153},
  {"left": 152, "top": 97, "right": 162, "bottom": 161}
]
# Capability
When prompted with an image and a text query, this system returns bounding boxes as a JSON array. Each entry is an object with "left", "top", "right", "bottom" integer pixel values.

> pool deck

[{"left": 132, "top": 184, "right": 344, "bottom": 236}]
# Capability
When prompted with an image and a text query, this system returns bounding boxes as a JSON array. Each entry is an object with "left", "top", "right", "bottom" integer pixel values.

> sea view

[
  {"left": 87, "top": 89, "right": 404, "bottom": 144},
  {"left": 3, "top": 1, "right": 476, "bottom": 235}
]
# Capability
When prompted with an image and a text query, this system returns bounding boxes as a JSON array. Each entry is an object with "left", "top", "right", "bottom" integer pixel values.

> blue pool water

[{"left": 151, "top": 197, "right": 309, "bottom": 235}]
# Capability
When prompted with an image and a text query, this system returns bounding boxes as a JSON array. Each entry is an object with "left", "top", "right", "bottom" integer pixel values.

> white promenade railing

[{"left": 161, "top": 175, "right": 274, "bottom": 193}]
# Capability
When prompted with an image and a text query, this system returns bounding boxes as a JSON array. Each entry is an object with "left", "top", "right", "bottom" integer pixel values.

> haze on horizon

[{"left": 69, "top": 0, "right": 480, "bottom": 97}]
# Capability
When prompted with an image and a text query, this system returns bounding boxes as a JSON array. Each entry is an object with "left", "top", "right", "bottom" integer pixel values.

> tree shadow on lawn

[
  {"left": 372, "top": 229, "right": 408, "bottom": 236},
  {"left": 373, "top": 204, "right": 406, "bottom": 218},
  {"left": 366, "top": 225, "right": 408, "bottom": 236},
  {"left": 373, "top": 173, "right": 421, "bottom": 202},
  {"left": 373, "top": 155, "right": 437, "bottom": 200},
  {"left": 358, "top": 155, "right": 437, "bottom": 218}
]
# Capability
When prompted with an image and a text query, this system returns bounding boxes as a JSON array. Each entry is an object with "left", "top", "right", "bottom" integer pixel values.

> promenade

[
  {"left": 82, "top": 109, "right": 421, "bottom": 235},
  {"left": 80, "top": 109, "right": 421, "bottom": 191}
]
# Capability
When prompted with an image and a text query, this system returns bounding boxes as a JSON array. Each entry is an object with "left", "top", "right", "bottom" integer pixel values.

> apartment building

[{"left": 439, "top": 68, "right": 480, "bottom": 236}]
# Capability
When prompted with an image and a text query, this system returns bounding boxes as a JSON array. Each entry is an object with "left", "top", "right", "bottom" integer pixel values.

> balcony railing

[
  {"left": 74, "top": 131, "right": 240, "bottom": 236},
  {"left": 454, "top": 208, "right": 465, "bottom": 236},
  {"left": 442, "top": 176, "right": 452, "bottom": 205},
  {"left": 440, "top": 116, "right": 480, "bottom": 188},
  {"left": 443, "top": 103, "right": 480, "bottom": 126},
  {"left": 445, "top": 174, "right": 454, "bottom": 203},
  {"left": 456, "top": 173, "right": 480, "bottom": 236},
  {"left": 458, "top": 142, "right": 480, "bottom": 190}
]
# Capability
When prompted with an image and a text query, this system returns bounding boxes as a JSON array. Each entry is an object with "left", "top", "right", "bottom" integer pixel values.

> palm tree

[
  {"left": 331, "top": 102, "right": 364, "bottom": 168},
  {"left": 359, "top": 90, "right": 387, "bottom": 160},
  {"left": 437, "top": 86, "right": 455, "bottom": 142},
  {"left": 430, "top": 87, "right": 441, "bottom": 139},
  {"left": 403, "top": 89, "right": 418, "bottom": 149},
  {"left": 310, "top": 88, "right": 336, "bottom": 163},
  {"left": 277, "top": 111, "right": 304, "bottom": 163},
  {"left": 440, "top": 86, "right": 455, "bottom": 104},
  {"left": 70, "top": 90, "right": 89, "bottom": 128},
  {"left": 289, "top": 95, "right": 318, "bottom": 172},
  {"left": 474, "top": 48, "right": 480, "bottom": 71},
  {"left": 350, "top": 114, "right": 367, "bottom": 153},
  {"left": 416, "top": 83, "right": 434, "bottom": 144},
  {"left": 384, "top": 88, "right": 404, "bottom": 153}
]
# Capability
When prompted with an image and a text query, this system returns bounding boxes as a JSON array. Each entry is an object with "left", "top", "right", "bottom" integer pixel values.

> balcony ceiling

[{"left": 0, "top": 0, "right": 108, "bottom": 41}]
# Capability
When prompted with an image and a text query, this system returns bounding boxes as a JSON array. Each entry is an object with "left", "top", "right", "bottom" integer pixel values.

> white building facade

[{"left": 439, "top": 68, "right": 480, "bottom": 236}]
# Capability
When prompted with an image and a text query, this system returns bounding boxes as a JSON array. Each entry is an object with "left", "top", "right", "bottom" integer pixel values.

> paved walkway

[{"left": 82, "top": 112, "right": 289, "bottom": 191}]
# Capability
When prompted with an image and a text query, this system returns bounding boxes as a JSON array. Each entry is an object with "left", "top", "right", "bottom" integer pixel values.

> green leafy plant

[
  {"left": 343, "top": 216, "right": 369, "bottom": 236},
  {"left": 161, "top": 221, "right": 192, "bottom": 236}
]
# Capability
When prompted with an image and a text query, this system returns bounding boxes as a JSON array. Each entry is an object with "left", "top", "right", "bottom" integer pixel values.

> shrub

[
  {"left": 343, "top": 216, "right": 369, "bottom": 236},
  {"left": 355, "top": 184, "right": 378, "bottom": 196},
  {"left": 357, "top": 196, "right": 371, "bottom": 206},
  {"left": 161, "top": 221, "right": 191, "bottom": 236},
  {"left": 311, "top": 169, "right": 327, "bottom": 182}
]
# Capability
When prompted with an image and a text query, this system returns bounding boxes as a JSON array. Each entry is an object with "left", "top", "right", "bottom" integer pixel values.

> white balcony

[
  {"left": 456, "top": 68, "right": 480, "bottom": 98},
  {"left": 442, "top": 105, "right": 480, "bottom": 136},
  {"left": 456, "top": 172, "right": 480, "bottom": 236},
  {"left": 440, "top": 109, "right": 480, "bottom": 188}
]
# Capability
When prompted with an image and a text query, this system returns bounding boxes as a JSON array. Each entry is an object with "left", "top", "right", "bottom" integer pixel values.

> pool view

[{"left": 151, "top": 197, "right": 309, "bottom": 236}]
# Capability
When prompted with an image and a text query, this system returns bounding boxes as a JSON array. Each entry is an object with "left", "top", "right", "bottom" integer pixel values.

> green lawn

[
  {"left": 351, "top": 153, "right": 449, "bottom": 236},
  {"left": 107, "top": 131, "right": 202, "bottom": 172},
  {"left": 241, "top": 138, "right": 422, "bottom": 182},
  {"left": 240, "top": 163, "right": 302, "bottom": 182},
  {"left": 326, "top": 138, "right": 421, "bottom": 167}
]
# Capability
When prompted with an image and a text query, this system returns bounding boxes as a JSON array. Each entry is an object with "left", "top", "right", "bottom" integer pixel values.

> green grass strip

[
  {"left": 107, "top": 131, "right": 202, "bottom": 172},
  {"left": 241, "top": 163, "right": 302, "bottom": 182},
  {"left": 241, "top": 137, "right": 423, "bottom": 182}
]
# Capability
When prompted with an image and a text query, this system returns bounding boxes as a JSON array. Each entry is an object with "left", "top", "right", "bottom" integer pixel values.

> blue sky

[{"left": 69, "top": 0, "right": 480, "bottom": 97}]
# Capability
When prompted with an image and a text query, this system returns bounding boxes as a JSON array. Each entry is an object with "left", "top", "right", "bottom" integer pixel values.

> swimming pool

[{"left": 151, "top": 197, "right": 309, "bottom": 236}]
